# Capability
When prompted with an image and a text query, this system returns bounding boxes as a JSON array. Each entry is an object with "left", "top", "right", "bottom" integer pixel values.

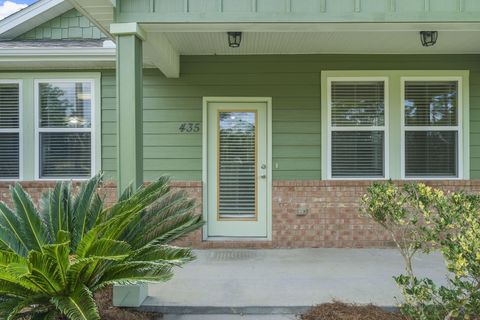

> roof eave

[{"left": 0, "top": 0, "right": 74, "bottom": 40}]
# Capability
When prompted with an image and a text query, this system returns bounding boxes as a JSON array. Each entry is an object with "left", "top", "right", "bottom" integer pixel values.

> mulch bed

[
  {"left": 299, "top": 301, "right": 408, "bottom": 320},
  {"left": 94, "top": 287, "right": 156, "bottom": 320}
]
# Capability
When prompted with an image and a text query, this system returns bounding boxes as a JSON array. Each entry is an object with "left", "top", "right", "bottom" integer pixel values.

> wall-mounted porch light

[
  {"left": 420, "top": 31, "right": 438, "bottom": 47},
  {"left": 227, "top": 32, "right": 242, "bottom": 48}
]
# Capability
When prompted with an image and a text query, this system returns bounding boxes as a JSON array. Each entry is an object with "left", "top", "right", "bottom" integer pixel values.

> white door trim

[{"left": 202, "top": 97, "right": 272, "bottom": 241}]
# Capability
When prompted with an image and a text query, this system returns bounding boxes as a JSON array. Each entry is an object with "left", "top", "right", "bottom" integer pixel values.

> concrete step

[
  {"left": 140, "top": 305, "right": 309, "bottom": 315},
  {"left": 161, "top": 315, "right": 297, "bottom": 320}
]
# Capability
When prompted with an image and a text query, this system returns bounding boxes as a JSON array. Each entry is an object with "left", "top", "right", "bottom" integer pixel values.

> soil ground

[
  {"left": 95, "top": 287, "right": 156, "bottom": 320},
  {"left": 299, "top": 302, "right": 407, "bottom": 320}
]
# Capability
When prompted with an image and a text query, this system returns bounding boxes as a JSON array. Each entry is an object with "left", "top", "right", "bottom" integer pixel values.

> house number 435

[{"left": 179, "top": 123, "right": 200, "bottom": 133}]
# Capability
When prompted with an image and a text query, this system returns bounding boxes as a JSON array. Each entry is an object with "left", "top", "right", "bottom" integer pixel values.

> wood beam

[{"left": 144, "top": 32, "right": 180, "bottom": 78}]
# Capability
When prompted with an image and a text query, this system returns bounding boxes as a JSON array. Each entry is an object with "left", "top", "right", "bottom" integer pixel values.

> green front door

[{"left": 206, "top": 100, "right": 269, "bottom": 238}]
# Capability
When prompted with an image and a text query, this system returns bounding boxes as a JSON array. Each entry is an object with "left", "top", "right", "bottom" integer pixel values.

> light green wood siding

[
  {"left": 99, "top": 54, "right": 480, "bottom": 181},
  {"left": 16, "top": 9, "right": 106, "bottom": 40},
  {"left": 116, "top": 0, "right": 480, "bottom": 23}
]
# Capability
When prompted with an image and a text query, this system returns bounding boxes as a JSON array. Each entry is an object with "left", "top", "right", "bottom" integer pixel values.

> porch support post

[
  {"left": 110, "top": 23, "right": 147, "bottom": 308},
  {"left": 111, "top": 23, "right": 146, "bottom": 195}
]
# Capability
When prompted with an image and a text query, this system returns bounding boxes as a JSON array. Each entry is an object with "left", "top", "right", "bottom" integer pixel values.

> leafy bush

[
  {"left": 361, "top": 182, "right": 480, "bottom": 320},
  {"left": 0, "top": 174, "right": 203, "bottom": 320}
]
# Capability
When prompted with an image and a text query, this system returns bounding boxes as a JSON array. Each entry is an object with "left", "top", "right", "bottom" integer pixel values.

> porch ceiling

[{"left": 140, "top": 24, "right": 480, "bottom": 55}]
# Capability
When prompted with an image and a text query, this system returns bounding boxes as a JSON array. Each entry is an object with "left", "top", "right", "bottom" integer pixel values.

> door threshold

[{"left": 206, "top": 237, "right": 271, "bottom": 242}]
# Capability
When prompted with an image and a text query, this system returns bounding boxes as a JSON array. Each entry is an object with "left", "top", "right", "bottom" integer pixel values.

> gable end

[{"left": 15, "top": 9, "right": 106, "bottom": 41}]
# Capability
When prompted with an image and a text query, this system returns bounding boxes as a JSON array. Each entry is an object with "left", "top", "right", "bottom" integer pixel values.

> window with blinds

[
  {"left": 37, "top": 81, "right": 93, "bottom": 179},
  {"left": 403, "top": 80, "right": 459, "bottom": 178},
  {"left": 329, "top": 80, "right": 386, "bottom": 178},
  {"left": 0, "top": 82, "right": 21, "bottom": 179},
  {"left": 218, "top": 111, "right": 257, "bottom": 219}
]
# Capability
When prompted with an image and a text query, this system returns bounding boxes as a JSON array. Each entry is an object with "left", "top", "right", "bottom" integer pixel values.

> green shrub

[
  {"left": 361, "top": 182, "right": 480, "bottom": 320},
  {"left": 0, "top": 174, "right": 203, "bottom": 320}
]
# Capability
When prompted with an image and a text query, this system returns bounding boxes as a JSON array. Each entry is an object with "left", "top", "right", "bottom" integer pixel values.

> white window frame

[
  {"left": 400, "top": 76, "right": 463, "bottom": 180},
  {"left": 326, "top": 76, "right": 390, "bottom": 180},
  {"left": 34, "top": 79, "right": 96, "bottom": 181},
  {"left": 0, "top": 80, "right": 23, "bottom": 181}
]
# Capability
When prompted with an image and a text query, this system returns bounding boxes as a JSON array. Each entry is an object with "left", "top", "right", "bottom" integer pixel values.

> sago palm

[{"left": 0, "top": 174, "right": 203, "bottom": 320}]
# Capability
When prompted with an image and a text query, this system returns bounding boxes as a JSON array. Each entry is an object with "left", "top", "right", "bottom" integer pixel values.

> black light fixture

[
  {"left": 227, "top": 32, "right": 242, "bottom": 48},
  {"left": 420, "top": 31, "right": 438, "bottom": 47}
]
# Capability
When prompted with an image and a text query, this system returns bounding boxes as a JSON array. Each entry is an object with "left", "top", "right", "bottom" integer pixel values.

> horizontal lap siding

[{"left": 100, "top": 54, "right": 480, "bottom": 181}]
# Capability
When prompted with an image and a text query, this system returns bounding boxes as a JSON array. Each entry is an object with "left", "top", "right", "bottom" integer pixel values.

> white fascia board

[
  {"left": 141, "top": 22, "right": 480, "bottom": 33},
  {"left": 0, "top": 0, "right": 72, "bottom": 40},
  {"left": 0, "top": 47, "right": 115, "bottom": 61}
]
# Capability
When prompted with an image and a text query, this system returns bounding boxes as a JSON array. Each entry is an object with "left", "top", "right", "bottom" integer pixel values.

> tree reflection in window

[
  {"left": 405, "top": 81, "right": 457, "bottom": 127},
  {"left": 218, "top": 112, "right": 256, "bottom": 218}
]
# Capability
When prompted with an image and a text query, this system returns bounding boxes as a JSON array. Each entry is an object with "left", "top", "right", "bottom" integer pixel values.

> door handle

[{"left": 260, "top": 174, "right": 267, "bottom": 179}]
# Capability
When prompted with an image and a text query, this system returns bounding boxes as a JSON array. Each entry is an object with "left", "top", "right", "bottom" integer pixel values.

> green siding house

[{"left": 1, "top": 0, "right": 480, "bottom": 250}]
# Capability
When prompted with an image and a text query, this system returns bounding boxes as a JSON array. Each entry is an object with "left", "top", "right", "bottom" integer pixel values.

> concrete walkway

[{"left": 141, "top": 249, "right": 448, "bottom": 316}]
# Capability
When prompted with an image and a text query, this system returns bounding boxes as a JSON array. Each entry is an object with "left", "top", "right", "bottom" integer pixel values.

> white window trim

[
  {"left": 400, "top": 76, "right": 463, "bottom": 180},
  {"left": 34, "top": 79, "right": 97, "bottom": 181},
  {"left": 0, "top": 79, "right": 23, "bottom": 181},
  {"left": 326, "top": 76, "right": 390, "bottom": 180}
]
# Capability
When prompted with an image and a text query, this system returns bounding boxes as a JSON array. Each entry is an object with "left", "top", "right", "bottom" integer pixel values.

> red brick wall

[
  {"left": 1, "top": 180, "right": 479, "bottom": 249},
  {"left": 171, "top": 180, "right": 480, "bottom": 248}
]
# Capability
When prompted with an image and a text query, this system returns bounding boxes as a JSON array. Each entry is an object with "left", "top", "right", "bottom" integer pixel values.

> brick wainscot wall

[{"left": 1, "top": 180, "right": 479, "bottom": 249}]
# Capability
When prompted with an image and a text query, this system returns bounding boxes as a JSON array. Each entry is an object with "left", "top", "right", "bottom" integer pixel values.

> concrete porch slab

[{"left": 141, "top": 249, "right": 448, "bottom": 315}]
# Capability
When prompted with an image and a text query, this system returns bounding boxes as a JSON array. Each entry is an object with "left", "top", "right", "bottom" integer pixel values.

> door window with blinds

[
  {"left": 328, "top": 78, "right": 387, "bottom": 179},
  {"left": 0, "top": 81, "right": 21, "bottom": 180},
  {"left": 36, "top": 80, "right": 94, "bottom": 179},
  {"left": 402, "top": 79, "right": 461, "bottom": 178},
  {"left": 218, "top": 111, "right": 257, "bottom": 219}
]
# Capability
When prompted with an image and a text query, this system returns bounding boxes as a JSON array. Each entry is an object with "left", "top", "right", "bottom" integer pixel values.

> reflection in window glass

[
  {"left": 404, "top": 80, "right": 459, "bottom": 178},
  {"left": 404, "top": 81, "right": 457, "bottom": 127},
  {"left": 37, "top": 81, "right": 93, "bottom": 179},
  {"left": 39, "top": 82, "right": 92, "bottom": 128},
  {"left": 218, "top": 111, "right": 256, "bottom": 218}
]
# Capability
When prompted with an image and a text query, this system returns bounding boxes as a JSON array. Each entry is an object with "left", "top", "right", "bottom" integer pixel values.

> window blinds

[
  {"left": 0, "top": 83, "right": 20, "bottom": 179},
  {"left": 330, "top": 81, "right": 386, "bottom": 178},
  {"left": 38, "top": 81, "right": 92, "bottom": 179},
  {"left": 405, "top": 131, "right": 457, "bottom": 177},
  {"left": 332, "top": 131, "right": 384, "bottom": 177},
  {"left": 40, "top": 133, "right": 91, "bottom": 178},
  {"left": 331, "top": 81, "right": 385, "bottom": 127},
  {"left": 404, "top": 81, "right": 457, "bottom": 126},
  {"left": 404, "top": 81, "right": 459, "bottom": 177},
  {"left": 218, "top": 112, "right": 256, "bottom": 218}
]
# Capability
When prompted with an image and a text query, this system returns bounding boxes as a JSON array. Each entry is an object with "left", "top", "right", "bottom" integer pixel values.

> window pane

[
  {"left": 331, "top": 81, "right": 385, "bottom": 127},
  {"left": 218, "top": 112, "right": 256, "bottom": 218},
  {"left": 0, "top": 133, "right": 19, "bottom": 179},
  {"left": 40, "top": 132, "right": 91, "bottom": 178},
  {"left": 332, "top": 131, "right": 384, "bottom": 178},
  {"left": 0, "top": 83, "right": 19, "bottom": 128},
  {"left": 39, "top": 82, "right": 92, "bottom": 128},
  {"left": 405, "top": 131, "right": 457, "bottom": 177},
  {"left": 405, "top": 81, "right": 457, "bottom": 126}
]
